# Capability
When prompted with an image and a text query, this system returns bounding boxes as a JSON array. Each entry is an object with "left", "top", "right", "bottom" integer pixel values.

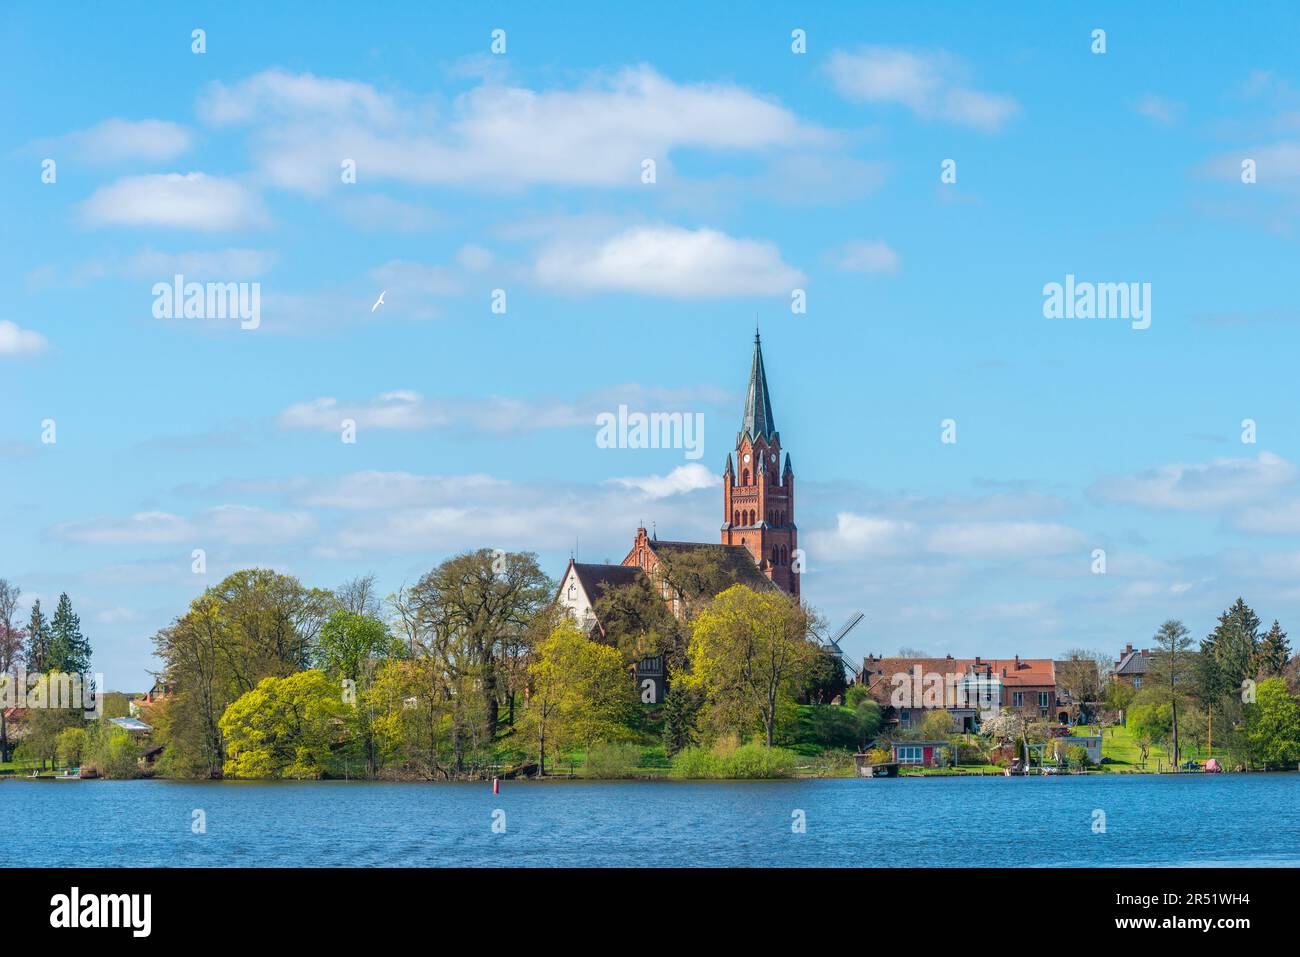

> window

[
  {"left": 567, "top": 583, "right": 575, "bottom": 600},
  {"left": 1133, "top": 677, "right": 1143, "bottom": 689},
  {"left": 733, "top": 510, "right": 739, "bottom": 526},
  {"left": 742, "top": 469, "right": 749, "bottom": 485},
  {"left": 1012, "top": 692, "right": 1025, "bottom": 708},
  {"left": 1038, "top": 691, "right": 1050, "bottom": 708},
  {"left": 897, "top": 746, "right": 923, "bottom": 765},
  {"left": 899, "top": 709, "right": 911, "bottom": 727}
]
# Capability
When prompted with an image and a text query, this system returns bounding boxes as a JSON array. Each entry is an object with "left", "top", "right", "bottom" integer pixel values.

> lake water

[{"left": 3, "top": 774, "right": 1298, "bottom": 867}]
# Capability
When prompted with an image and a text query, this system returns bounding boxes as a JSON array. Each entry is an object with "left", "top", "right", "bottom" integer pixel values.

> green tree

[
  {"left": 1148, "top": 619, "right": 1195, "bottom": 766},
  {"left": 24, "top": 599, "right": 51, "bottom": 672},
  {"left": 315, "top": 609, "right": 402, "bottom": 776},
  {"left": 1258, "top": 621, "right": 1292, "bottom": 678},
  {"left": 1199, "top": 598, "right": 1261, "bottom": 704},
  {"left": 408, "top": 549, "right": 552, "bottom": 757},
  {"left": 219, "top": 669, "right": 348, "bottom": 779},
  {"left": 0, "top": 578, "right": 24, "bottom": 761},
  {"left": 152, "top": 570, "right": 333, "bottom": 778},
  {"left": 662, "top": 683, "right": 701, "bottom": 755},
  {"left": 55, "top": 726, "right": 87, "bottom": 766},
  {"left": 920, "top": 709, "right": 956, "bottom": 741},
  {"left": 591, "top": 576, "right": 680, "bottom": 666},
  {"left": 520, "top": 622, "right": 633, "bottom": 775},
  {"left": 48, "top": 593, "right": 91, "bottom": 675},
  {"left": 1244, "top": 677, "right": 1300, "bottom": 769},
  {"left": 680, "top": 585, "right": 819, "bottom": 747}
]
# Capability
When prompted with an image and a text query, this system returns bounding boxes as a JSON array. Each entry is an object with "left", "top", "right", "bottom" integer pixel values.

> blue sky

[{"left": 5, "top": 2, "right": 1300, "bottom": 688}]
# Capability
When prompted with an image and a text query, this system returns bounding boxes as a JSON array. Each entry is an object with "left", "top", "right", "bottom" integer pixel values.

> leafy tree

[
  {"left": 653, "top": 548, "right": 736, "bottom": 616},
  {"left": 920, "top": 709, "right": 956, "bottom": 741},
  {"left": 591, "top": 575, "right": 680, "bottom": 666},
  {"left": 1244, "top": 677, "right": 1300, "bottom": 770},
  {"left": 1148, "top": 619, "right": 1195, "bottom": 765},
  {"left": 0, "top": 578, "right": 25, "bottom": 760},
  {"left": 314, "top": 610, "right": 403, "bottom": 776},
  {"left": 219, "top": 669, "right": 348, "bottom": 779},
  {"left": 408, "top": 549, "right": 552, "bottom": 755},
  {"left": 55, "top": 726, "right": 87, "bottom": 766},
  {"left": 800, "top": 648, "right": 848, "bottom": 704},
  {"left": 520, "top": 622, "right": 632, "bottom": 775},
  {"left": 152, "top": 570, "right": 332, "bottom": 777},
  {"left": 680, "top": 585, "right": 819, "bottom": 747},
  {"left": 1057, "top": 649, "right": 1110, "bottom": 711},
  {"left": 1258, "top": 621, "right": 1292, "bottom": 678}
]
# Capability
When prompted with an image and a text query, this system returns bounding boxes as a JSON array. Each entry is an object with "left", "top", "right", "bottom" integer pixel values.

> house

[
  {"left": 1059, "top": 735, "right": 1102, "bottom": 764},
  {"left": 889, "top": 740, "right": 955, "bottom": 768},
  {"left": 1111, "top": 644, "right": 1153, "bottom": 690},
  {"left": 128, "top": 679, "right": 174, "bottom": 718},
  {"left": 857, "top": 655, "right": 1067, "bottom": 731}
]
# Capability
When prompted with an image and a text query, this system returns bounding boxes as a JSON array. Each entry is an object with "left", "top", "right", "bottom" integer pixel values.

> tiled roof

[
  {"left": 858, "top": 656, "right": 1057, "bottom": 703},
  {"left": 1115, "top": 650, "right": 1153, "bottom": 675}
]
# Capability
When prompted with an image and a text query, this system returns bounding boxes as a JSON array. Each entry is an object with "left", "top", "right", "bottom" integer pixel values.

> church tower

[{"left": 722, "top": 332, "right": 798, "bottom": 596}]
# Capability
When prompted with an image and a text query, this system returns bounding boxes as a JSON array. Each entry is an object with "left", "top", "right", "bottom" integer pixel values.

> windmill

[{"left": 817, "top": 611, "right": 865, "bottom": 681}]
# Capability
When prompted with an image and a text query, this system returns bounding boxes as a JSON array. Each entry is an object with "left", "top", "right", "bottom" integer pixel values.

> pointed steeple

[{"left": 740, "top": 331, "right": 777, "bottom": 444}]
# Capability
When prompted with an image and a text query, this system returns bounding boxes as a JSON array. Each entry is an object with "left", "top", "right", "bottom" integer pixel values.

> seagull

[{"left": 371, "top": 290, "right": 386, "bottom": 313}]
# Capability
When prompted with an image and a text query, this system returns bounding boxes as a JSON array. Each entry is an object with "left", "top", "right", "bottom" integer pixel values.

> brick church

[{"left": 556, "top": 332, "right": 800, "bottom": 696}]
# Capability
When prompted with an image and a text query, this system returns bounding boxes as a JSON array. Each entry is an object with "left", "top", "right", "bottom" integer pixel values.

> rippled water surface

[{"left": 4, "top": 774, "right": 1298, "bottom": 867}]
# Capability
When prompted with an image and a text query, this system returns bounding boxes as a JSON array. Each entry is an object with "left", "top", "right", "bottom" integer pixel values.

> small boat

[{"left": 853, "top": 754, "right": 899, "bottom": 777}]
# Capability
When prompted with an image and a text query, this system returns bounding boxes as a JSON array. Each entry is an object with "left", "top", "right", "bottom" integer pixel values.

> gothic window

[
  {"left": 733, "top": 509, "right": 739, "bottom": 526},
  {"left": 742, "top": 469, "right": 749, "bottom": 485},
  {"left": 771, "top": 546, "right": 778, "bottom": 564},
  {"left": 567, "top": 583, "right": 575, "bottom": 600}
]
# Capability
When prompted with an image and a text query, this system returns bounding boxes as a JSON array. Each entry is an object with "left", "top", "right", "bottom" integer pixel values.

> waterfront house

[
  {"left": 889, "top": 739, "right": 955, "bottom": 768},
  {"left": 857, "top": 655, "right": 1065, "bottom": 732}
]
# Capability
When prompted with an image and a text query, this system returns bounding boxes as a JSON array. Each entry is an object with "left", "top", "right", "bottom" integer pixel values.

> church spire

[{"left": 740, "top": 331, "right": 776, "bottom": 443}]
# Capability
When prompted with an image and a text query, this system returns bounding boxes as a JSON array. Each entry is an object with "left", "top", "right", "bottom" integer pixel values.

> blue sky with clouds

[{"left": 5, "top": 2, "right": 1300, "bottom": 688}]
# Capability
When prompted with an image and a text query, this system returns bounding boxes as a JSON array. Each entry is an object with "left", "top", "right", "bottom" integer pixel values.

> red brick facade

[{"left": 720, "top": 333, "right": 799, "bottom": 597}]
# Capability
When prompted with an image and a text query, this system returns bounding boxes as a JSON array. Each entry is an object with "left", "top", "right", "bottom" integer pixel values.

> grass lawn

[{"left": 1086, "top": 723, "right": 1213, "bottom": 770}]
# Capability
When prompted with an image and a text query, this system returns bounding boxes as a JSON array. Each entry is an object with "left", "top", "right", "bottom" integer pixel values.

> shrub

[
  {"left": 86, "top": 730, "right": 140, "bottom": 779},
  {"left": 670, "top": 740, "right": 797, "bottom": 779},
  {"left": 581, "top": 742, "right": 643, "bottom": 779},
  {"left": 55, "top": 727, "right": 87, "bottom": 767}
]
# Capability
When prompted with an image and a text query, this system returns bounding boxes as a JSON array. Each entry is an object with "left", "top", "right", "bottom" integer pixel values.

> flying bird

[{"left": 371, "top": 291, "right": 386, "bottom": 312}]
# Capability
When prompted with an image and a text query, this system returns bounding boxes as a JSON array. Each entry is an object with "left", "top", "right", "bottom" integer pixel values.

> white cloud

[
  {"left": 534, "top": 225, "right": 803, "bottom": 298},
  {"left": 337, "top": 194, "right": 444, "bottom": 233},
  {"left": 1133, "top": 93, "right": 1183, "bottom": 126},
  {"left": 826, "top": 46, "right": 1019, "bottom": 132},
  {"left": 54, "top": 506, "right": 313, "bottom": 546},
  {"left": 1090, "top": 452, "right": 1298, "bottom": 511},
  {"left": 278, "top": 391, "right": 584, "bottom": 432},
  {"left": 608, "top": 464, "right": 719, "bottom": 499},
  {"left": 199, "top": 66, "right": 827, "bottom": 193},
  {"left": 59, "top": 118, "right": 193, "bottom": 163},
  {"left": 279, "top": 386, "right": 730, "bottom": 435},
  {"left": 123, "top": 248, "right": 277, "bottom": 278},
  {"left": 82, "top": 173, "right": 267, "bottom": 231},
  {"left": 0, "top": 320, "right": 49, "bottom": 356},
  {"left": 810, "top": 512, "right": 1085, "bottom": 562},
  {"left": 833, "top": 239, "right": 901, "bottom": 275}
]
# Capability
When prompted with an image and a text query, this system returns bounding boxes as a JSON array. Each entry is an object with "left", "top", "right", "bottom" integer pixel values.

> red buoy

[{"left": 492, "top": 777, "right": 500, "bottom": 794}]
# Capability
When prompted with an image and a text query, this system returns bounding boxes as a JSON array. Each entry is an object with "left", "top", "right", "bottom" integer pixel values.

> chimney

[
  {"left": 1124, "top": 643, "right": 1133, "bottom": 655},
  {"left": 1015, "top": 654, "right": 1021, "bottom": 668}
]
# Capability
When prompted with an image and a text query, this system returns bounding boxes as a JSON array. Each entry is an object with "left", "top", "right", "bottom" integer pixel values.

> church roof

[
  {"left": 739, "top": 332, "right": 777, "bottom": 445},
  {"left": 645, "top": 540, "right": 777, "bottom": 593},
  {"left": 571, "top": 562, "right": 644, "bottom": 602}
]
